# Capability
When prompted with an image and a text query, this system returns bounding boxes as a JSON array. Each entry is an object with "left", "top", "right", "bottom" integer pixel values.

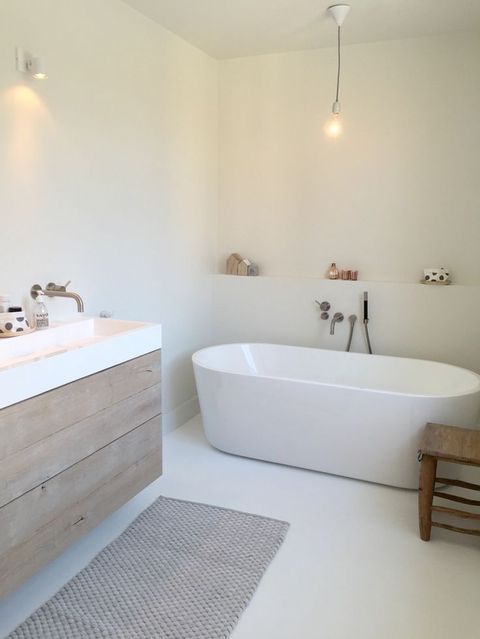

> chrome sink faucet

[
  {"left": 31, "top": 281, "right": 85, "bottom": 313},
  {"left": 330, "top": 312, "right": 344, "bottom": 335}
]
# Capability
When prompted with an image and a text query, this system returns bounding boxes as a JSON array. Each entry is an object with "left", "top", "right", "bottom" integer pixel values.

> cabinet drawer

[
  {"left": 0, "top": 383, "right": 161, "bottom": 508},
  {"left": 0, "top": 350, "right": 161, "bottom": 462},
  {"left": 0, "top": 415, "right": 162, "bottom": 599}
]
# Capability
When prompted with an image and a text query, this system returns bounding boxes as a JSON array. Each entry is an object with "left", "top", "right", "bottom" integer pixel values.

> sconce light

[
  {"left": 324, "top": 4, "right": 350, "bottom": 138},
  {"left": 15, "top": 47, "right": 48, "bottom": 80}
]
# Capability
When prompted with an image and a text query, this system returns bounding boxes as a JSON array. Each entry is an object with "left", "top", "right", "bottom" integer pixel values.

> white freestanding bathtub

[{"left": 193, "top": 344, "right": 480, "bottom": 489}]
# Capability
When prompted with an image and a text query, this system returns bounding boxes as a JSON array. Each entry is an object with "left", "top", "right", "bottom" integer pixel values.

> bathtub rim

[{"left": 192, "top": 342, "right": 480, "bottom": 401}]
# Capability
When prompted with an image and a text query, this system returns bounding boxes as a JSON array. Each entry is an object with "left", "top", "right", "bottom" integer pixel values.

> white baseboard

[{"left": 162, "top": 395, "right": 199, "bottom": 434}]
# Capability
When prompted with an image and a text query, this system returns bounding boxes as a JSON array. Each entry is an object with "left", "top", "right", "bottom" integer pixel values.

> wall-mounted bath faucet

[
  {"left": 31, "top": 281, "right": 85, "bottom": 313},
  {"left": 330, "top": 312, "right": 344, "bottom": 335}
]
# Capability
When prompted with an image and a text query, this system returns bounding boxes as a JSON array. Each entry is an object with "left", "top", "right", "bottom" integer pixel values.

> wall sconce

[{"left": 15, "top": 47, "right": 48, "bottom": 80}]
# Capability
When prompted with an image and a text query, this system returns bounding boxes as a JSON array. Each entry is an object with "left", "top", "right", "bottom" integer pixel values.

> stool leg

[{"left": 419, "top": 454, "right": 437, "bottom": 541}]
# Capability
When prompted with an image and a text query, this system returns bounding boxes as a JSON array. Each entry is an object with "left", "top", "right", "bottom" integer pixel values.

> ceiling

[{"left": 123, "top": 0, "right": 480, "bottom": 59}]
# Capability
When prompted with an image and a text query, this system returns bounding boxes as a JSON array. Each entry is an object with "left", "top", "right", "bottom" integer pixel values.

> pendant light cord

[{"left": 335, "top": 26, "right": 341, "bottom": 103}]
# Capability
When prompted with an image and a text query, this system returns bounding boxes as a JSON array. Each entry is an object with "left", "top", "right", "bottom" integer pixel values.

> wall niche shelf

[
  {"left": 213, "top": 275, "right": 480, "bottom": 287},
  {"left": 420, "top": 280, "right": 451, "bottom": 286}
]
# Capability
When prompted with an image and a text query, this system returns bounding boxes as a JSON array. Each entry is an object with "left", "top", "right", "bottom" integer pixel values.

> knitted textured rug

[{"left": 9, "top": 496, "right": 289, "bottom": 639}]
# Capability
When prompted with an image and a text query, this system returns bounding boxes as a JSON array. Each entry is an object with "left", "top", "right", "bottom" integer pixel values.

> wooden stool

[{"left": 418, "top": 423, "right": 480, "bottom": 541}]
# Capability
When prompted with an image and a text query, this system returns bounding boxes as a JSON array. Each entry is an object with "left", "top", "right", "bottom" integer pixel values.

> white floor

[{"left": 1, "top": 415, "right": 480, "bottom": 639}]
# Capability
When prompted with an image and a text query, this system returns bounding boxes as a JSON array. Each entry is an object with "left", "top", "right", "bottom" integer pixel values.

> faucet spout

[
  {"left": 31, "top": 283, "right": 85, "bottom": 313},
  {"left": 330, "top": 312, "right": 344, "bottom": 335},
  {"left": 44, "top": 290, "right": 85, "bottom": 313}
]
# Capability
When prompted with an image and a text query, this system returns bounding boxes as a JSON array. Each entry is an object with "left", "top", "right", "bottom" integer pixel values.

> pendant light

[{"left": 325, "top": 4, "right": 350, "bottom": 138}]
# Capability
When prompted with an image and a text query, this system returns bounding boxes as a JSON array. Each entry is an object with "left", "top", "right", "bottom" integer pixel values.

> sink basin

[{"left": 0, "top": 317, "right": 162, "bottom": 409}]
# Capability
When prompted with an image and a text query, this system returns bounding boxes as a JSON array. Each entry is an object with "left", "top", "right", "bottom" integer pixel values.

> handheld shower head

[
  {"left": 362, "top": 292, "right": 373, "bottom": 354},
  {"left": 363, "top": 291, "right": 369, "bottom": 323}
]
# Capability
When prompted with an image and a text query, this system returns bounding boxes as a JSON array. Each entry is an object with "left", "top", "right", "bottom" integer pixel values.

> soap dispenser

[{"left": 33, "top": 294, "right": 49, "bottom": 330}]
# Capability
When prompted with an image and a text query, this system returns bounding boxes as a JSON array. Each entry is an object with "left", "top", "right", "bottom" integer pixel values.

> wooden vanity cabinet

[{"left": 0, "top": 350, "right": 162, "bottom": 599}]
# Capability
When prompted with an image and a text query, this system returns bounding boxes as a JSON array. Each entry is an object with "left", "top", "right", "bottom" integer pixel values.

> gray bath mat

[{"left": 9, "top": 496, "right": 289, "bottom": 638}]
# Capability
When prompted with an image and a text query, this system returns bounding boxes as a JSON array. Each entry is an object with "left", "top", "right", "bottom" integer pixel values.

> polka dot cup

[{"left": 0, "top": 312, "right": 31, "bottom": 337}]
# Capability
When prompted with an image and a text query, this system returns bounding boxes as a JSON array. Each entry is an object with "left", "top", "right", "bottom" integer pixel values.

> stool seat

[
  {"left": 418, "top": 423, "right": 480, "bottom": 541},
  {"left": 420, "top": 423, "right": 480, "bottom": 465}
]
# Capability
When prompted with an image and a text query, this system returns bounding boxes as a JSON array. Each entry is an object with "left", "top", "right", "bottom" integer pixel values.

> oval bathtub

[{"left": 192, "top": 344, "right": 480, "bottom": 489}]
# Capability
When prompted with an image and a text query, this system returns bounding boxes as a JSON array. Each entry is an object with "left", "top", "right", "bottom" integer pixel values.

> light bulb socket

[
  {"left": 332, "top": 101, "right": 341, "bottom": 114},
  {"left": 328, "top": 4, "right": 351, "bottom": 27}
]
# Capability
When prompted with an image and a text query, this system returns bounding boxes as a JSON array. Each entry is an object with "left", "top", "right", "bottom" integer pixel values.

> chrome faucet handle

[
  {"left": 30, "top": 284, "right": 43, "bottom": 299},
  {"left": 46, "top": 280, "right": 71, "bottom": 292},
  {"left": 315, "top": 300, "right": 331, "bottom": 312}
]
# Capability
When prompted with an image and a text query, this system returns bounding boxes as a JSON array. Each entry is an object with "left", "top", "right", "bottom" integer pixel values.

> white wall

[
  {"left": 213, "top": 275, "right": 480, "bottom": 373},
  {"left": 218, "top": 33, "right": 480, "bottom": 284},
  {"left": 1, "top": 13, "right": 479, "bottom": 427},
  {"left": 0, "top": 0, "right": 218, "bottom": 429},
  {"left": 215, "top": 33, "right": 480, "bottom": 374}
]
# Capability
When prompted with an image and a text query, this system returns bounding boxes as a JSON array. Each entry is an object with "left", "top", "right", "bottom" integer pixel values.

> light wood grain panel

[
  {"left": 0, "top": 416, "right": 162, "bottom": 599},
  {"left": 0, "top": 383, "right": 161, "bottom": 508},
  {"left": 0, "top": 416, "right": 162, "bottom": 558},
  {"left": 0, "top": 350, "right": 161, "bottom": 462}
]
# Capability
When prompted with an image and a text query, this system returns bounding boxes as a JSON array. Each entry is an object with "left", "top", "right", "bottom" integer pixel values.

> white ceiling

[{"left": 123, "top": 0, "right": 480, "bottom": 59}]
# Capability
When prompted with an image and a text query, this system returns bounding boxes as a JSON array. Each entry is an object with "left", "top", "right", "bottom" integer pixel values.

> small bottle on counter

[
  {"left": 328, "top": 263, "right": 340, "bottom": 280},
  {"left": 0, "top": 294, "right": 12, "bottom": 313},
  {"left": 33, "top": 294, "right": 49, "bottom": 330}
]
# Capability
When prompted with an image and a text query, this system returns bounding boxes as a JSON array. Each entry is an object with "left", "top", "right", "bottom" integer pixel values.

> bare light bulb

[
  {"left": 325, "top": 113, "right": 343, "bottom": 138},
  {"left": 325, "top": 101, "right": 343, "bottom": 138}
]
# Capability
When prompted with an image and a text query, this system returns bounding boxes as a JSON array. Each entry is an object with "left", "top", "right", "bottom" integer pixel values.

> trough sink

[{"left": 0, "top": 317, "right": 162, "bottom": 409}]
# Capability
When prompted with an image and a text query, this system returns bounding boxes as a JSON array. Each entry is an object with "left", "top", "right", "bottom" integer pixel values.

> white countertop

[{"left": 0, "top": 316, "right": 162, "bottom": 409}]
